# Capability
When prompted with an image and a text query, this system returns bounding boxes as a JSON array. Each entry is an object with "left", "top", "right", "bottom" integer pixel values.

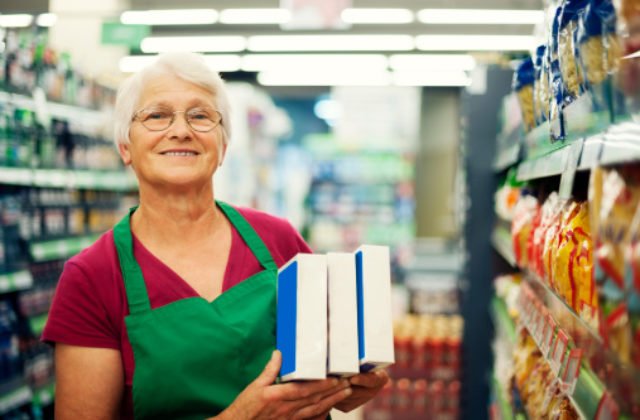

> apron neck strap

[
  {"left": 217, "top": 201, "right": 278, "bottom": 272},
  {"left": 114, "top": 206, "right": 151, "bottom": 314}
]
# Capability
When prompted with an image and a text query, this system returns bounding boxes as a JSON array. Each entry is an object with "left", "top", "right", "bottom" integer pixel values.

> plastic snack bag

[
  {"left": 533, "top": 45, "right": 549, "bottom": 126},
  {"left": 559, "top": 0, "right": 590, "bottom": 103},
  {"left": 627, "top": 201, "right": 640, "bottom": 368},
  {"left": 512, "top": 194, "right": 540, "bottom": 268},
  {"left": 614, "top": 0, "right": 640, "bottom": 119},
  {"left": 551, "top": 5, "right": 567, "bottom": 140},
  {"left": 542, "top": 197, "right": 566, "bottom": 289},
  {"left": 591, "top": 165, "right": 640, "bottom": 363},
  {"left": 532, "top": 192, "right": 560, "bottom": 278},
  {"left": 514, "top": 57, "right": 537, "bottom": 132}
]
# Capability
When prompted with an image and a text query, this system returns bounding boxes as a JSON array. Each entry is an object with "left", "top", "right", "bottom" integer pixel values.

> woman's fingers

[
  {"left": 253, "top": 350, "right": 282, "bottom": 387},
  {"left": 266, "top": 378, "right": 343, "bottom": 402},
  {"left": 292, "top": 386, "right": 353, "bottom": 419},
  {"left": 348, "top": 370, "right": 389, "bottom": 388}
]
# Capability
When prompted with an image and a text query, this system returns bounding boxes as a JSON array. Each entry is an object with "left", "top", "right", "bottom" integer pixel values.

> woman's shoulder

[
  {"left": 232, "top": 205, "right": 294, "bottom": 232},
  {"left": 67, "top": 229, "right": 119, "bottom": 273}
]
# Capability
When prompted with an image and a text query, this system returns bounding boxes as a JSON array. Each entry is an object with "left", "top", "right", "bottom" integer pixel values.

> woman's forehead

[{"left": 137, "top": 75, "right": 215, "bottom": 107}]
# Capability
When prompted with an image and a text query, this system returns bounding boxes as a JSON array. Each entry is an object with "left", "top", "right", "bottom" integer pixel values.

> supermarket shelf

[
  {"left": 0, "top": 270, "right": 33, "bottom": 294},
  {"left": 30, "top": 234, "right": 100, "bottom": 262},
  {"left": 0, "top": 91, "right": 105, "bottom": 135},
  {"left": 494, "top": 125, "right": 522, "bottom": 171},
  {"left": 0, "top": 166, "right": 138, "bottom": 191},
  {"left": 516, "top": 121, "right": 640, "bottom": 181},
  {"left": 491, "top": 226, "right": 517, "bottom": 268},
  {"left": 29, "top": 313, "right": 48, "bottom": 336},
  {"left": 31, "top": 380, "right": 55, "bottom": 408},
  {"left": 0, "top": 379, "right": 33, "bottom": 415},
  {"left": 491, "top": 297, "right": 516, "bottom": 344},
  {"left": 518, "top": 282, "right": 609, "bottom": 420}
]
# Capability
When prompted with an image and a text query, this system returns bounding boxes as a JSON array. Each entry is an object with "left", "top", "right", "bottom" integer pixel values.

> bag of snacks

[
  {"left": 614, "top": 0, "right": 640, "bottom": 120},
  {"left": 512, "top": 194, "right": 540, "bottom": 268},
  {"left": 534, "top": 45, "right": 549, "bottom": 125},
  {"left": 514, "top": 57, "right": 536, "bottom": 132},
  {"left": 551, "top": 5, "right": 568, "bottom": 140},
  {"left": 559, "top": 0, "right": 590, "bottom": 103},
  {"left": 531, "top": 192, "right": 560, "bottom": 278},
  {"left": 554, "top": 200, "right": 599, "bottom": 328},
  {"left": 577, "top": 0, "right": 622, "bottom": 111},
  {"left": 627, "top": 201, "right": 640, "bottom": 368},
  {"left": 591, "top": 165, "right": 640, "bottom": 363},
  {"left": 542, "top": 197, "right": 565, "bottom": 288}
]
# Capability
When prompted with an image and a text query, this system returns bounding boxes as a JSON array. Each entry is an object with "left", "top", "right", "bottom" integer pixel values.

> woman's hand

[
  {"left": 216, "top": 350, "right": 352, "bottom": 420},
  {"left": 334, "top": 370, "right": 389, "bottom": 413}
]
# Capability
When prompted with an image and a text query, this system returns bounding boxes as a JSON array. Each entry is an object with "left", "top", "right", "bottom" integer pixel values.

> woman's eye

[
  {"left": 189, "top": 111, "right": 209, "bottom": 120},
  {"left": 145, "top": 112, "right": 168, "bottom": 120}
]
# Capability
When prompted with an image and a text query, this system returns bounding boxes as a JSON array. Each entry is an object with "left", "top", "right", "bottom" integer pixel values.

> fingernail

[{"left": 344, "top": 388, "right": 352, "bottom": 396}]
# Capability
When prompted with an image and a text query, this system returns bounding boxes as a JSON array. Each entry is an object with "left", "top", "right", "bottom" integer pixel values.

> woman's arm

[{"left": 55, "top": 344, "right": 124, "bottom": 420}]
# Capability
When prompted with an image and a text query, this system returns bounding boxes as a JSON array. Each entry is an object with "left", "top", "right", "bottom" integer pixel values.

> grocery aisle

[{"left": 488, "top": 0, "right": 640, "bottom": 418}]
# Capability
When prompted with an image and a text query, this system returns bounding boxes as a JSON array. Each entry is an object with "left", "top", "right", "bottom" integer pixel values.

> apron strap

[
  {"left": 114, "top": 207, "right": 152, "bottom": 314},
  {"left": 217, "top": 201, "right": 278, "bottom": 272}
]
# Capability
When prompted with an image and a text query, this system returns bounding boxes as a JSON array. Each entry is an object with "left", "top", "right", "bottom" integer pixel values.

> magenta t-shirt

[{"left": 42, "top": 205, "right": 312, "bottom": 418}]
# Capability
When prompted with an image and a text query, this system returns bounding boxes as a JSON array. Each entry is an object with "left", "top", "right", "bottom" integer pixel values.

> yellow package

[
  {"left": 511, "top": 195, "right": 539, "bottom": 268},
  {"left": 542, "top": 201, "right": 564, "bottom": 288}
]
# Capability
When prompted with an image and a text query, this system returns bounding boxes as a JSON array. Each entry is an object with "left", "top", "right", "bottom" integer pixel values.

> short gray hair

[{"left": 113, "top": 52, "right": 232, "bottom": 146}]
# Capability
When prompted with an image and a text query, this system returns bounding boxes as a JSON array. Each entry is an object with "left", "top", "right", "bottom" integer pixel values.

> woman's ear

[{"left": 118, "top": 142, "right": 132, "bottom": 166}]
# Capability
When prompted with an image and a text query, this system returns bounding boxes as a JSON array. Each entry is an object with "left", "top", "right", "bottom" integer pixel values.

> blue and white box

[
  {"left": 355, "top": 245, "right": 395, "bottom": 372},
  {"left": 277, "top": 253, "right": 328, "bottom": 381},
  {"left": 327, "top": 252, "right": 360, "bottom": 377}
]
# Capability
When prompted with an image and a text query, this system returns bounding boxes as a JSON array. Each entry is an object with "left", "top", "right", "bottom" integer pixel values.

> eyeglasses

[{"left": 132, "top": 106, "right": 222, "bottom": 132}]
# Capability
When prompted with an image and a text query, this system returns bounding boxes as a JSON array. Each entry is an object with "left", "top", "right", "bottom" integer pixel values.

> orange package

[
  {"left": 532, "top": 193, "right": 560, "bottom": 279},
  {"left": 542, "top": 199, "right": 565, "bottom": 289},
  {"left": 553, "top": 201, "right": 599, "bottom": 329},
  {"left": 511, "top": 195, "right": 540, "bottom": 268}
]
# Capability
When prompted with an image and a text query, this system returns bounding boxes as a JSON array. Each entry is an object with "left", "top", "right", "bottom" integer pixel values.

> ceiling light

[
  {"left": 220, "top": 8, "right": 290, "bottom": 24},
  {"left": 36, "top": 13, "right": 57, "bottom": 27},
  {"left": 257, "top": 69, "right": 391, "bottom": 86},
  {"left": 392, "top": 70, "right": 472, "bottom": 86},
  {"left": 415, "top": 35, "right": 535, "bottom": 51},
  {"left": 417, "top": 9, "right": 544, "bottom": 25},
  {"left": 314, "top": 99, "right": 343, "bottom": 121},
  {"left": 241, "top": 54, "right": 388, "bottom": 71},
  {"left": 121, "top": 9, "right": 218, "bottom": 25},
  {"left": 248, "top": 35, "right": 414, "bottom": 52},
  {"left": 389, "top": 54, "right": 476, "bottom": 71},
  {"left": 341, "top": 8, "right": 414, "bottom": 24},
  {"left": 119, "top": 55, "right": 242, "bottom": 73},
  {"left": 0, "top": 14, "right": 33, "bottom": 28},
  {"left": 140, "top": 36, "right": 246, "bottom": 53}
]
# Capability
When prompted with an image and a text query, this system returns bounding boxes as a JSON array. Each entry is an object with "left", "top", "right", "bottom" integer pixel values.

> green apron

[{"left": 113, "top": 201, "right": 278, "bottom": 419}]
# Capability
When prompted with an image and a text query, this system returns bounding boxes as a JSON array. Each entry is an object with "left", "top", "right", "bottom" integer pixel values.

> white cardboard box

[
  {"left": 277, "top": 253, "right": 328, "bottom": 381},
  {"left": 355, "top": 245, "right": 395, "bottom": 371},
  {"left": 327, "top": 252, "right": 360, "bottom": 377}
]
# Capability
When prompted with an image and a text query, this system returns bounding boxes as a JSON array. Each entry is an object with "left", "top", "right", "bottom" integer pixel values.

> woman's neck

[{"left": 131, "top": 182, "right": 224, "bottom": 248}]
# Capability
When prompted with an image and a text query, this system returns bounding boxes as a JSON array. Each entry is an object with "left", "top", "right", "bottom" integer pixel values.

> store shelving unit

[
  {"left": 29, "top": 234, "right": 101, "bottom": 262},
  {"left": 0, "top": 270, "right": 33, "bottom": 294},
  {"left": 0, "top": 167, "right": 137, "bottom": 191},
  {"left": 0, "top": 380, "right": 33, "bottom": 416},
  {"left": 490, "top": 227, "right": 516, "bottom": 269}
]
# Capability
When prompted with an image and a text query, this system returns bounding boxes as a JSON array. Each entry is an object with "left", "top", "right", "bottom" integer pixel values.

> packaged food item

[
  {"left": 559, "top": 0, "right": 589, "bottom": 102},
  {"left": 542, "top": 197, "right": 565, "bottom": 287},
  {"left": 534, "top": 45, "right": 550, "bottom": 125},
  {"left": 532, "top": 192, "right": 560, "bottom": 279},
  {"left": 614, "top": 0, "right": 640, "bottom": 119},
  {"left": 514, "top": 57, "right": 536, "bottom": 132},
  {"left": 512, "top": 194, "right": 540, "bottom": 268},
  {"left": 553, "top": 200, "right": 599, "bottom": 328},
  {"left": 590, "top": 165, "right": 640, "bottom": 364},
  {"left": 578, "top": 0, "right": 622, "bottom": 110},
  {"left": 551, "top": 5, "right": 567, "bottom": 140},
  {"left": 627, "top": 200, "right": 640, "bottom": 369}
]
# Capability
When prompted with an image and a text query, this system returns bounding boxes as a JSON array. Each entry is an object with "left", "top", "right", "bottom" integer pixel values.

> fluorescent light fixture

[
  {"left": 417, "top": 9, "right": 544, "bottom": 25},
  {"left": 141, "top": 36, "right": 246, "bottom": 53},
  {"left": 241, "top": 54, "right": 388, "bottom": 71},
  {"left": 389, "top": 54, "right": 475, "bottom": 71},
  {"left": 248, "top": 35, "right": 414, "bottom": 52},
  {"left": 0, "top": 14, "right": 33, "bottom": 28},
  {"left": 121, "top": 9, "right": 218, "bottom": 25},
  {"left": 341, "top": 8, "right": 414, "bottom": 24},
  {"left": 415, "top": 35, "right": 535, "bottom": 51},
  {"left": 120, "top": 55, "right": 241, "bottom": 73},
  {"left": 392, "top": 70, "right": 471, "bottom": 86},
  {"left": 36, "top": 13, "right": 57, "bottom": 27},
  {"left": 314, "top": 99, "right": 343, "bottom": 121},
  {"left": 257, "top": 69, "right": 391, "bottom": 86},
  {"left": 220, "top": 8, "right": 291, "bottom": 24}
]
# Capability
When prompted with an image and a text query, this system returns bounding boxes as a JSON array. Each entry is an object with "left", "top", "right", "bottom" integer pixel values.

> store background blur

[{"left": 1, "top": 0, "right": 639, "bottom": 419}]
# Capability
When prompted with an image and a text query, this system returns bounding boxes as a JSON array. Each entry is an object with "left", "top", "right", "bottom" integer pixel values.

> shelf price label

[
  {"left": 541, "top": 314, "right": 556, "bottom": 357},
  {"left": 551, "top": 329, "right": 569, "bottom": 375},
  {"left": 562, "top": 348, "right": 582, "bottom": 396},
  {"left": 559, "top": 138, "right": 585, "bottom": 200}
]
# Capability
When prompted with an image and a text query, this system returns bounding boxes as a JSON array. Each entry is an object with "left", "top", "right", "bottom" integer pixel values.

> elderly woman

[{"left": 42, "top": 52, "right": 388, "bottom": 419}]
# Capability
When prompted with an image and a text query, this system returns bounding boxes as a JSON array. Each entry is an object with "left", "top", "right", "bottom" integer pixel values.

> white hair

[{"left": 113, "top": 52, "right": 232, "bottom": 147}]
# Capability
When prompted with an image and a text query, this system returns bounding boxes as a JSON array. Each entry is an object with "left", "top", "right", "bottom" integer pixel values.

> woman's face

[{"left": 119, "top": 74, "right": 226, "bottom": 190}]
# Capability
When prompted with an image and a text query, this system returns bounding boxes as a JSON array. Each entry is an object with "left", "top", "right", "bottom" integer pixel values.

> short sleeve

[{"left": 42, "top": 261, "right": 120, "bottom": 349}]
